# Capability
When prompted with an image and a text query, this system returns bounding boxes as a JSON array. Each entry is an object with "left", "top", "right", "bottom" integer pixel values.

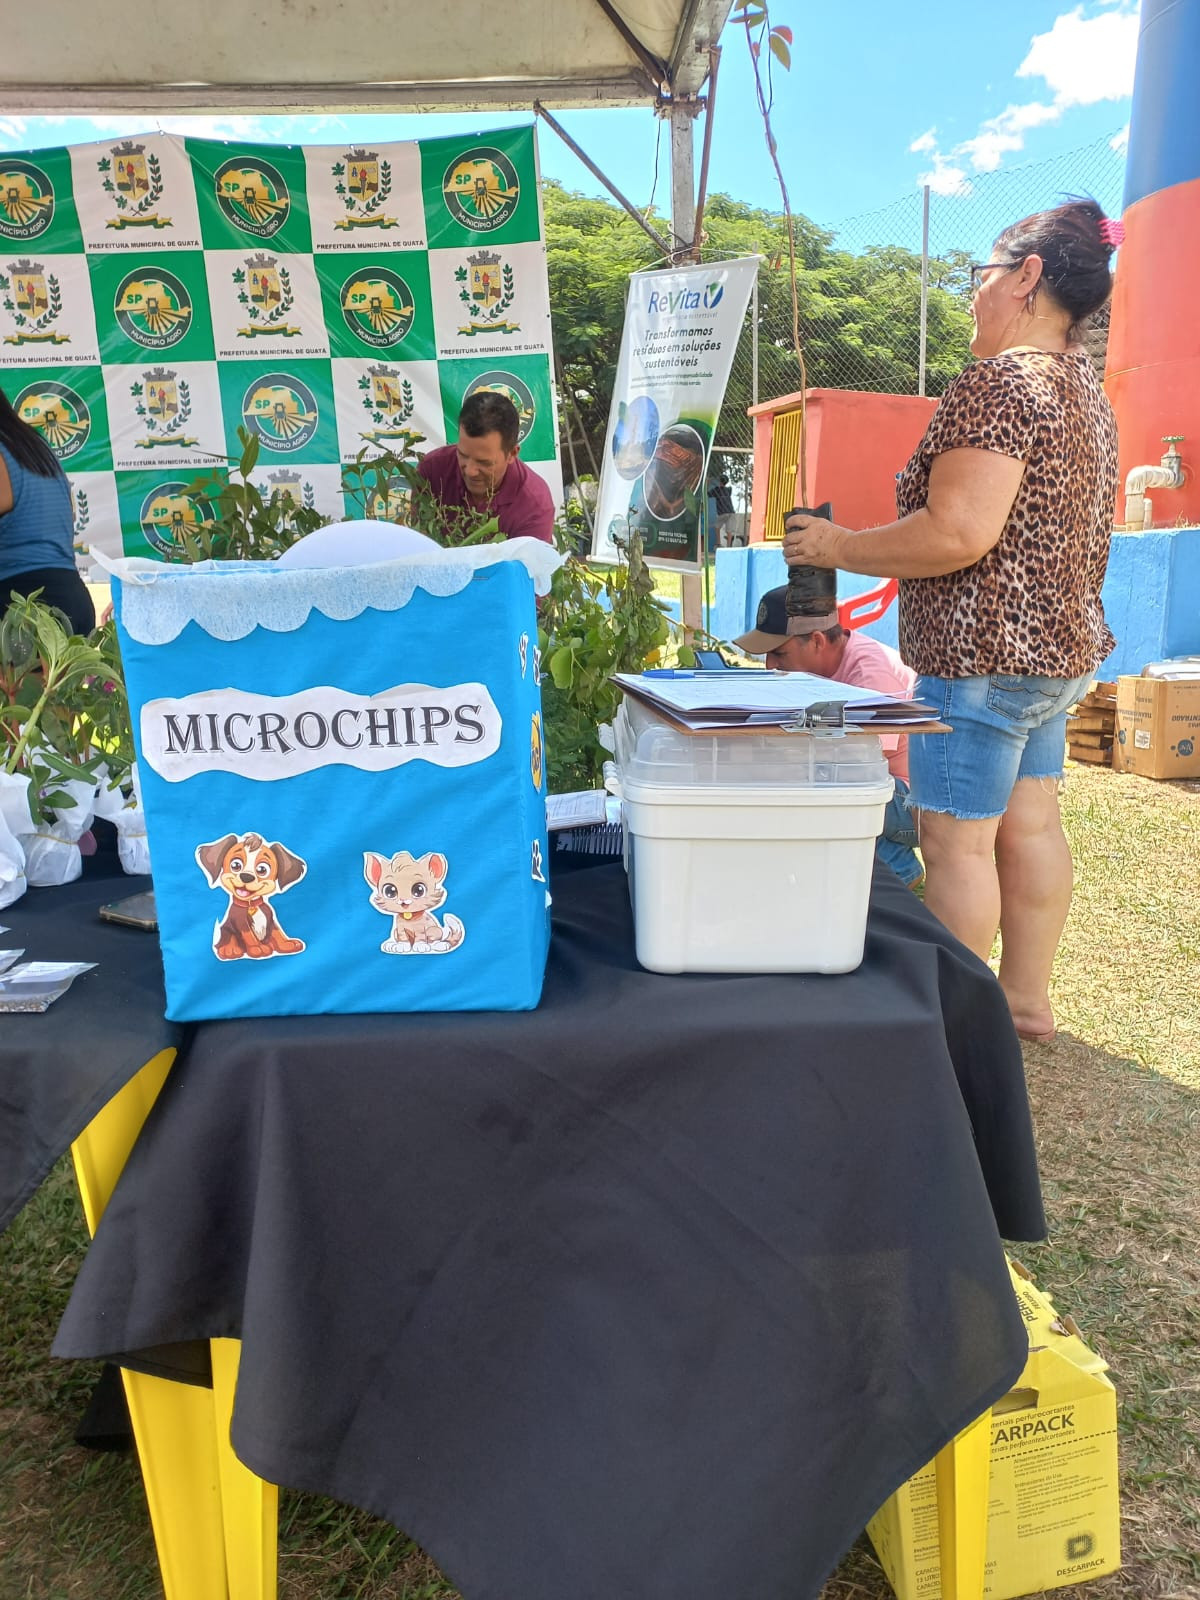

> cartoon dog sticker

[
  {"left": 196, "top": 832, "right": 307, "bottom": 961},
  {"left": 364, "top": 850, "right": 466, "bottom": 954}
]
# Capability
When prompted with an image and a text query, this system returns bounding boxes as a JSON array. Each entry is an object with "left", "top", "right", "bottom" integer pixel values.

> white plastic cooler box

[{"left": 614, "top": 700, "right": 894, "bottom": 975}]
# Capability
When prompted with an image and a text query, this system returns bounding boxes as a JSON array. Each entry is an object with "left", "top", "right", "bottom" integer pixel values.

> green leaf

[
  {"left": 237, "top": 429, "right": 261, "bottom": 477},
  {"left": 768, "top": 31, "right": 791, "bottom": 68},
  {"left": 549, "top": 647, "right": 576, "bottom": 690}
]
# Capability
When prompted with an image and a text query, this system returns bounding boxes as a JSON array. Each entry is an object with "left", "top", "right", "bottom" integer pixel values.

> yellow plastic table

[{"left": 70, "top": 1048, "right": 278, "bottom": 1600}]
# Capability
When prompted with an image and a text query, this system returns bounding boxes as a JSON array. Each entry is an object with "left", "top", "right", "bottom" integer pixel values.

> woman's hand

[{"left": 782, "top": 515, "right": 850, "bottom": 570}]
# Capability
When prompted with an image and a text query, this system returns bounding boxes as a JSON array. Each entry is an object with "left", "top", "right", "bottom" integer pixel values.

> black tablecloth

[
  {"left": 0, "top": 859, "right": 179, "bottom": 1233},
  {"left": 54, "top": 861, "right": 1044, "bottom": 1600}
]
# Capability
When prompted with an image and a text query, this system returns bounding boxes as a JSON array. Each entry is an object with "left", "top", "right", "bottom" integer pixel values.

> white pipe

[{"left": 1123, "top": 441, "right": 1185, "bottom": 529}]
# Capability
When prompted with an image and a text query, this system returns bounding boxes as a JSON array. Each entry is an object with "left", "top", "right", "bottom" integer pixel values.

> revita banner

[
  {"left": 0, "top": 127, "right": 560, "bottom": 568},
  {"left": 591, "top": 256, "right": 757, "bottom": 572}
]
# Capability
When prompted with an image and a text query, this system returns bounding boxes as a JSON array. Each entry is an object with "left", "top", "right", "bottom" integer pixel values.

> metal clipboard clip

[{"left": 778, "top": 701, "right": 848, "bottom": 735}]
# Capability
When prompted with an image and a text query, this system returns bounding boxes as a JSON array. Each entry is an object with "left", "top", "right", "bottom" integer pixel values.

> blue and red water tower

[{"left": 1105, "top": 0, "right": 1200, "bottom": 526}]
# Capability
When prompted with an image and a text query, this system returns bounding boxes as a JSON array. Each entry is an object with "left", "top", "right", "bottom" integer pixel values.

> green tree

[{"left": 543, "top": 183, "right": 974, "bottom": 473}]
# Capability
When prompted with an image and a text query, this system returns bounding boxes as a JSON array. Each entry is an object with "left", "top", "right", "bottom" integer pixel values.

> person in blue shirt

[{"left": 0, "top": 383, "right": 95, "bottom": 637}]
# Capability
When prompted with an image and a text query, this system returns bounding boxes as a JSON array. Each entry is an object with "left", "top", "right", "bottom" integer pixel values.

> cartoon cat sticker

[{"left": 364, "top": 850, "right": 466, "bottom": 954}]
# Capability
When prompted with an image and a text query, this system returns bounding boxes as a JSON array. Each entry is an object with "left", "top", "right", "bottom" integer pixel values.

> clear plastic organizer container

[{"left": 613, "top": 700, "right": 894, "bottom": 975}]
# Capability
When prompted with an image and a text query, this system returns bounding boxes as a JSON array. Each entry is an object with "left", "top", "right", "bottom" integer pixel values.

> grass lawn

[{"left": 2, "top": 764, "right": 1197, "bottom": 1600}]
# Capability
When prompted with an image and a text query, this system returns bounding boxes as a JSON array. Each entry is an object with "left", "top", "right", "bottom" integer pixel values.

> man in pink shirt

[
  {"left": 417, "top": 391, "right": 554, "bottom": 544},
  {"left": 734, "top": 584, "right": 922, "bottom": 886}
]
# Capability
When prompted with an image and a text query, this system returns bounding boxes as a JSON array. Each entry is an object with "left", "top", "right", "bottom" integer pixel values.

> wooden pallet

[
  {"left": 1067, "top": 680, "right": 1117, "bottom": 767},
  {"left": 1068, "top": 745, "right": 1111, "bottom": 765}
]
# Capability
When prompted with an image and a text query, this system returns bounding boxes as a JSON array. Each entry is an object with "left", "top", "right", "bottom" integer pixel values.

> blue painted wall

[{"left": 709, "top": 527, "right": 1200, "bottom": 674}]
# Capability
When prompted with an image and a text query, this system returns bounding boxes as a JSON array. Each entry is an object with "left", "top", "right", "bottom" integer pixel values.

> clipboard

[{"left": 615, "top": 678, "right": 951, "bottom": 738}]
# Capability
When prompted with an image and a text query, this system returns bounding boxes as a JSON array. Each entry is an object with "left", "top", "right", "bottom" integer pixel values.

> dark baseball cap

[{"left": 732, "top": 585, "right": 840, "bottom": 653}]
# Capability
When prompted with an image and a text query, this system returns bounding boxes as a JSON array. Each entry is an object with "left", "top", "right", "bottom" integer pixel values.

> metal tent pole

[
  {"left": 928, "top": 185, "right": 934, "bottom": 398},
  {"left": 751, "top": 268, "right": 759, "bottom": 408},
  {"left": 670, "top": 97, "right": 705, "bottom": 632}
]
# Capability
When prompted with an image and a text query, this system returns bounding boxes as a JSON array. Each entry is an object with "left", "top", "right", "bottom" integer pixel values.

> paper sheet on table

[{"left": 546, "top": 790, "right": 610, "bottom": 831}]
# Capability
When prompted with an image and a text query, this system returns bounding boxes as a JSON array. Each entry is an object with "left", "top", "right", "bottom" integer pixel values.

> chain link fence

[{"left": 711, "top": 130, "right": 1127, "bottom": 472}]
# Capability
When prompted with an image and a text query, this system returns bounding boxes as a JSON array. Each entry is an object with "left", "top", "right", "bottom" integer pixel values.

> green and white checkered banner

[{"left": 0, "top": 126, "right": 560, "bottom": 569}]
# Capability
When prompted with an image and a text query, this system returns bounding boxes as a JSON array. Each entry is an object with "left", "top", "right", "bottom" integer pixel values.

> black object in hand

[{"left": 783, "top": 502, "right": 837, "bottom": 618}]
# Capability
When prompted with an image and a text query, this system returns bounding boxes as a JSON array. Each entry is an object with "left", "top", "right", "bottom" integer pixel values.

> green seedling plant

[{"left": 0, "top": 594, "right": 130, "bottom": 826}]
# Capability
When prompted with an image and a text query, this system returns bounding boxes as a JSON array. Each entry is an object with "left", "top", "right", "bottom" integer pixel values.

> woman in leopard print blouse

[{"left": 783, "top": 199, "right": 1119, "bottom": 1044}]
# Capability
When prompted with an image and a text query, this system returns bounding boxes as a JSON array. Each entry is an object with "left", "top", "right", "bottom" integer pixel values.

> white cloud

[
  {"left": 916, "top": 153, "right": 973, "bottom": 198},
  {"left": 68, "top": 114, "right": 278, "bottom": 143},
  {"left": 1110, "top": 122, "right": 1130, "bottom": 151},
  {"left": 1017, "top": 2, "right": 1140, "bottom": 106},
  {"left": 911, "top": 0, "right": 1137, "bottom": 190},
  {"left": 957, "top": 100, "right": 1064, "bottom": 173},
  {"left": 0, "top": 113, "right": 348, "bottom": 150}
]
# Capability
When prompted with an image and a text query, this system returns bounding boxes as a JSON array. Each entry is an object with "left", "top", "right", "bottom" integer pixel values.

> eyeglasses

[{"left": 968, "top": 260, "right": 1017, "bottom": 292}]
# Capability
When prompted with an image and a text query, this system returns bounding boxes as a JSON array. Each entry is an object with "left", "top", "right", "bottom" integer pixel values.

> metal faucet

[{"left": 1123, "top": 435, "right": 1185, "bottom": 529}]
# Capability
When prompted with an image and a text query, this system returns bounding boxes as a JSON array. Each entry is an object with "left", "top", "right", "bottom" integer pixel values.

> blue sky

[{"left": 0, "top": 0, "right": 1137, "bottom": 232}]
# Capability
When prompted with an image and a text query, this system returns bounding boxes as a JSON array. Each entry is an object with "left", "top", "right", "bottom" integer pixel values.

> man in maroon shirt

[{"left": 417, "top": 391, "right": 555, "bottom": 544}]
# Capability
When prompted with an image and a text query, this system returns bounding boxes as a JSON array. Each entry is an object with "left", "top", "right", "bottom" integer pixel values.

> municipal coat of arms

[
  {"left": 0, "top": 258, "right": 69, "bottom": 346},
  {"left": 139, "top": 481, "right": 215, "bottom": 557},
  {"left": 233, "top": 252, "right": 301, "bottom": 338},
  {"left": 455, "top": 249, "right": 520, "bottom": 336},
  {"left": 339, "top": 267, "right": 414, "bottom": 349},
  {"left": 0, "top": 161, "right": 55, "bottom": 242},
  {"left": 14, "top": 380, "right": 91, "bottom": 460},
  {"left": 97, "top": 142, "right": 172, "bottom": 230},
  {"left": 358, "top": 363, "right": 417, "bottom": 443},
  {"left": 366, "top": 478, "right": 411, "bottom": 523},
  {"left": 265, "top": 467, "right": 316, "bottom": 510},
  {"left": 114, "top": 267, "right": 192, "bottom": 349},
  {"left": 214, "top": 158, "right": 290, "bottom": 238},
  {"left": 241, "top": 373, "right": 320, "bottom": 454},
  {"left": 441, "top": 147, "right": 520, "bottom": 233},
  {"left": 332, "top": 150, "right": 398, "bottom": 231},
  {"left": 131, "top": 366, "right": 198, "bottom": 449}
]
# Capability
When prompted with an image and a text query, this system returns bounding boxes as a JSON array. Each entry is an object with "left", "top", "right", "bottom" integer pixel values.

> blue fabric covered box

[{"left": 110, "top": 546, "right": 557, "bottom": 1021}]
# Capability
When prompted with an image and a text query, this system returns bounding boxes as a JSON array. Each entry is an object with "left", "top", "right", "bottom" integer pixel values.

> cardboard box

[
  {"left": 867, "top": 1262, "right": 1120, "bottom": 1600},
  {"left": 1006, "top": 1258, "right": 1107, "bottom": 1379},
  {"left": 112, "top": 550, "right": 554, "bottom": 1021},
  {"left": 1114, "top": 677, "right": 1200, "bottom": 779}
]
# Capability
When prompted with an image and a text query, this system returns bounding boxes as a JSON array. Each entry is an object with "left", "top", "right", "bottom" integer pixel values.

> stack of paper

[
  {"left": 611, "top": 671, "right": 937, "bottom": 732},
  {"left": 545, "top": 790, "right": 610, "bottom": 831}
]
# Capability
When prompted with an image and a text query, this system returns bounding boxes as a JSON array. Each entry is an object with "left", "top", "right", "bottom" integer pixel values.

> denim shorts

[{"left": 909, "top": 671, "right": 1092, "bottom": 821}]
